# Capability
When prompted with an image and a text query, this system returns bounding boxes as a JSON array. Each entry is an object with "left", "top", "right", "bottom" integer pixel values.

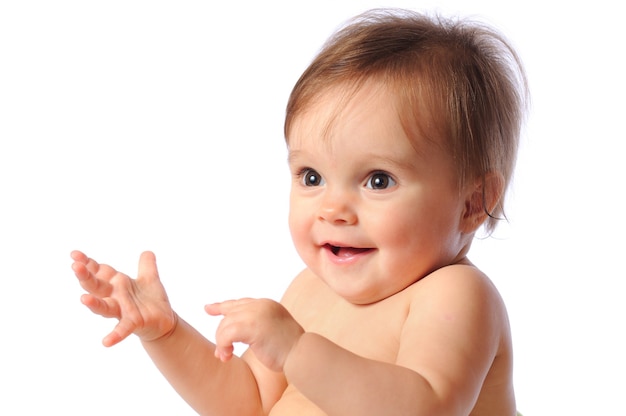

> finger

[
  {"left": 213, "top": 318, "right": 239, "bottom": 362},
  {"left": 75, "top": 252, "right": 107, "bottom": 277},
  {"left": 71, "top": 249, "right": 119, "bottom": 284},
  {"left": 215, "top": 344, "right": 235, "bottom": 362},
  {"left": 137, "top": 251, "right": 159, "bottom": 283},
  {"left": 102, "top": 318, "right": 136, "bottom": 347},
  {"left": 70, "top": 250, "right": 93, "bottom": 278},
  {"left": 205, "top": 298, "right": 255, "bottom": 316},
  {"left": 70, "top": 250, "right": 88, "bottom": 263},
  {"left": 72, "top": 260, "right": 89, "bottom": 280},
  {"left": 204, "top": 303, "right": 221, "bottom": 316},
  {"left": 212, "top": 304, "right": 259, "bottom": 360},
  {"left": 80, "top": 294, "right": 121, "bottom": 319},
  {"left": 73, "top": 262, "right": 113, "bottom": 296}
]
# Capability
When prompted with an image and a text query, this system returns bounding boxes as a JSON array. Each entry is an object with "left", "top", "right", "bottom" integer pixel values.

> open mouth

[{"left": 324, "top": 243, "right": 373, "bottom": 257}]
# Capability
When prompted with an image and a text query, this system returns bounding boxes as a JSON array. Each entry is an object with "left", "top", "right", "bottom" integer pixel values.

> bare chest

[{"left": 311, "top": 303, "right": 408, "bottom": 361}]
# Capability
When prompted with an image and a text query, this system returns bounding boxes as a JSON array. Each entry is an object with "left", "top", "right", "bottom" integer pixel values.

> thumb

[{"left": 137, "top": 251, "right": 160, "bottom": 282}]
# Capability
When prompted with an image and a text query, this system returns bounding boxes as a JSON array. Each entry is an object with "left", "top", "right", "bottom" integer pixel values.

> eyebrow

[
  {"left": 287, "top": 149, "right": 305, "bottom": 166},
  {"left": 361, "top": 153, "right": 419, "bottom": 172},
  {"left": 287, "top": 148, "right": 419, "bottom": 172}
]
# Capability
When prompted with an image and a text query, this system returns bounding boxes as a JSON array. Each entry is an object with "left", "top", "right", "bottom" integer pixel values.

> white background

[{"left": 1, "top": 1, "right": 624, "bottom": 415}]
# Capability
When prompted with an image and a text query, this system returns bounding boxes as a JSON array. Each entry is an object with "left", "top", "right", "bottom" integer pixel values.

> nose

[{"left": 317, "top": 189, "right": 358, "bottom": 225}]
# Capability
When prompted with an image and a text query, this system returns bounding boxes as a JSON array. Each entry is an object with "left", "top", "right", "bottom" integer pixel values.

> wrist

[{"left": 141, "top": 311, "right": 180, "bottom": 344}]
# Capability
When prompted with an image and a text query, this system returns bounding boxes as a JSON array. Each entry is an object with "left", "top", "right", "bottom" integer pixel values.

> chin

[{"left": 331, "top": 283, "right": 390, "bottom": 305}]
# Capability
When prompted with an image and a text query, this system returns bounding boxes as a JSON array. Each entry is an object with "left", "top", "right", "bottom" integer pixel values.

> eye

[
  {"left": 365, "top": 172, "right": 396, "bottom": 190},
  {"left": 300, "top": 168, "right": 325, "bottom": 187}
]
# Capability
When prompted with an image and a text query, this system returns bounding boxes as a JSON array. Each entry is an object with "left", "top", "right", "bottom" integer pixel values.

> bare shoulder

[
  {"left": 402, "top": 262, "right": 512, "bottom": 362},
  {"left": 406, "top": 262, "right": 509, "bottom": 328},
  {"left": 398, "top": 262, "right": 515, "bottom": 414}
]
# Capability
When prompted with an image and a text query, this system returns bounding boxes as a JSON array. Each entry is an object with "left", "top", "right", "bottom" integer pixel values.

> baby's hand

[
  {"left": 71, "top": 250, "right": 177, "bottom": 347},
  {"left": 206, "top": 298, "right": 304, "bottom": 372}
]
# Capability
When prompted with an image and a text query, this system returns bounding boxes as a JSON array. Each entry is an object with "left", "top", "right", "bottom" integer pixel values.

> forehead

[
  {"left": 287, "top": 79, "right": 441, "bottom": 161},
  {"left": 288, "top": 80, "right": 400, "bottom": 146}
]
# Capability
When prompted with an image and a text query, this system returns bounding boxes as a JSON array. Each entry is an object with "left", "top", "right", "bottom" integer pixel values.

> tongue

[{"left": 335, "top": 247, "right": 369, "bottom": 257}]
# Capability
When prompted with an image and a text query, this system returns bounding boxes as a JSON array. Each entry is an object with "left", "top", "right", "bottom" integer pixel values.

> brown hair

[{"left": 284, "top": 8, "right": 528, "bottom": 232}]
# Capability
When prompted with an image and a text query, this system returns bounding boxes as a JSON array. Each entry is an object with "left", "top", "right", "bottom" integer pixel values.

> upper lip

[{"left": 320, "top": 241, "right": 374, "bottom": 254}]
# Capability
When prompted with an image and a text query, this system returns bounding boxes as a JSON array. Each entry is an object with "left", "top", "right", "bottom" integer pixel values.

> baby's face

[{"left": 287, "top": 80, "right": 473, "bottom": 304}]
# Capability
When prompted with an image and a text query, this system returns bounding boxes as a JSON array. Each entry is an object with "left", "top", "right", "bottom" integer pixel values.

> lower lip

[{"left": 323, "top": 246, "right": 374, "bottom": 265}]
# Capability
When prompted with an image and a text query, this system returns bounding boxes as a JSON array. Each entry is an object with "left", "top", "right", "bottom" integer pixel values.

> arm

[
  {"left": 284, "top": 332, "right": 435, "bottom": 414},
  {"left": 210, "top": 266, "right": 509, "bottom": 415},
  {"left": 70, "top": 250, "right": 270, "bottom": 416},
  {"left": 141, "top": 315, "right": 266, "bottom": 416}
]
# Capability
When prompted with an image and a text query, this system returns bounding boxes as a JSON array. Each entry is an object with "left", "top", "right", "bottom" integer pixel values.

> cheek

[
  {"left": 288, "top": 199, "right": 311, "bottom": 247},
  {"left": 365, "top": 201, "right": 423, "bottom": 243},
  {"left": 288, "top": 209, "right": 318, "bottom": 269},
  {"left": 366, "top": 198, "right": 454, "bottom": 254},
  {"left": 373, "top": 214, "right": 423, "bottom": 249},
  {"left": 288, "top": 211, "right": 301, "bottom": 241}
]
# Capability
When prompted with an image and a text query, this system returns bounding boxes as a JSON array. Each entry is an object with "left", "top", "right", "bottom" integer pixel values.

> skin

[{"left": 71, "top": 80, "right": 516, "bottom": 415}]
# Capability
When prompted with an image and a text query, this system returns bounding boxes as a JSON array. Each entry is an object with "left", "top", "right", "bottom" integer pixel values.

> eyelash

[
  {"left": 297, "top": 168, "right": 324, "bottom": 187},
  {"left": 364, "top": 171, "right": 397, "bottom": 190}
]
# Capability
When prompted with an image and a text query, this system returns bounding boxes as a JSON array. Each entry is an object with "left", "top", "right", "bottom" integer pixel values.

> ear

[{"left": 460, "top": 172, "right": 505, "bottom": 234}]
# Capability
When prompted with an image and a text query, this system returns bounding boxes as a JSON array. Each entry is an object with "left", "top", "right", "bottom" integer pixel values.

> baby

[{"left": 72, "top": 8, "right": 527, "bottom": 416}]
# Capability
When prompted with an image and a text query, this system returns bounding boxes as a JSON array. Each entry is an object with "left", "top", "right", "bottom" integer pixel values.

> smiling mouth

[{"left": 325, "top": 244, "right": 373, "bottom": 257}]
